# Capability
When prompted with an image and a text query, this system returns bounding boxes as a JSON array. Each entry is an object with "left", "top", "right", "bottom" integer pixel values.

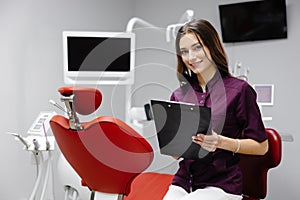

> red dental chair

[
  {"left": 50, "top": 86, "right": 154, "bottom": 200},
  {"left": 239, "top": 128, "right": 282, "bottom": 200},
  {"left": 125, "top": 128, "right": 282, "bottom": 200}
]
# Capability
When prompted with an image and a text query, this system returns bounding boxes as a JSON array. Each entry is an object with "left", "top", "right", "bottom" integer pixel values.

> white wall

[
  {"left": 0, "top": 0, "right": 299, "bottom": 199},
  {"left": 0, "top": 0, "right": 134, "bottom": 199}
]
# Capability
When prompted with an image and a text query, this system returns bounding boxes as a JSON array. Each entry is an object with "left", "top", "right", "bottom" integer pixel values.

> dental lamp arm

[{"left": 126, "top": 17, "right": 158, "bottom": 32}]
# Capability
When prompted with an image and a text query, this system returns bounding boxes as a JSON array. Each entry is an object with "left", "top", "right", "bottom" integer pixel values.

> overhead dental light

[
  {"left": 166, "top": 9, "right": 194, "bottom": 42},
  {"left": 126, "top": 9, "right": 194, "bottom": 42}
]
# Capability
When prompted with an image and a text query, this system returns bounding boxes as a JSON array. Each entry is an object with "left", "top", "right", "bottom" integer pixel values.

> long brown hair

[{"left": 175, "top": 19, "right": 230, "bottom": 85}]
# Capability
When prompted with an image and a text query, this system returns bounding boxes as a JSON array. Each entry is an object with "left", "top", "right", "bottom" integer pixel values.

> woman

[{"left": 163, "top": 19, "right": 268, "bottom": 200}]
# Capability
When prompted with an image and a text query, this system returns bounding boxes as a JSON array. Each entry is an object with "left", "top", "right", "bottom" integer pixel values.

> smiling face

[{"left": 179, "top": 33, "right": 216, "bottom": 81}]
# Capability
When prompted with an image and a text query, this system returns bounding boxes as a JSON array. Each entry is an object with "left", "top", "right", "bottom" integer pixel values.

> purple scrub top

[{"left": 170, "top": 72, "right": 267, "bottom": 195}]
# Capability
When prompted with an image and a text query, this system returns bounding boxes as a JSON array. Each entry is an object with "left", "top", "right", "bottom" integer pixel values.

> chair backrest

[
  {"left": 239, "top": 128, "right": 282, "bottom": 199},
  {"left": 50, "top": 86, "right": 154, "bottom": 196}
]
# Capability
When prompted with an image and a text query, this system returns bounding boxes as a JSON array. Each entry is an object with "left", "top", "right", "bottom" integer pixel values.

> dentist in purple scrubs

[{"left": 163, "top": 19, "right": 269, "bottom": 200}]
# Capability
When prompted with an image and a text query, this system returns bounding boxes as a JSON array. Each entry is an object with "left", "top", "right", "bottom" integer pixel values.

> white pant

[{"left": 163, "top": 185, "right": 242, "bottom": 200}]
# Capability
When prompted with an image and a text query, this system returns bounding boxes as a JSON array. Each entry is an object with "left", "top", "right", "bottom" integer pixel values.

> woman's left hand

[{"left": 192, "top": 130, "right": 221, "bottom": 152}]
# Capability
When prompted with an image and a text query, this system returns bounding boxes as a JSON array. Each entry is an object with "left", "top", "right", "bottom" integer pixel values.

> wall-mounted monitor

[
  {"left": 63, "top": 31, "right": 135, "bottom": 85},
  {"left": 219, "top": 0, "right": 287, "bottom": 43},
  {"left": 253, "top": 84, "right": 274, "bottom": 106}
]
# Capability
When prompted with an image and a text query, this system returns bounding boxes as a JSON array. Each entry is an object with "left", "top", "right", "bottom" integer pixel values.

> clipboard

[{"left": 150, "top": 99, "right": 211, "bottom": 160}]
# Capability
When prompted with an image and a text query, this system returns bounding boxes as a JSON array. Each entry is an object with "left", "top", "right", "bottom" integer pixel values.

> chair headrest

[{"left": 58, "top": 86, "right": 102, "bottom": 115}]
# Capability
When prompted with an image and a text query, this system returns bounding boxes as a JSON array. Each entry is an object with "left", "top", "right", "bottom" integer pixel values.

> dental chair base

[{"left": 91, "top": 191, "right": 124, "bottom": 200}]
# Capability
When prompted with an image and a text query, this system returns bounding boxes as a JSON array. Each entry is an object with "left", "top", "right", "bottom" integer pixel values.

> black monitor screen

[
  {"left": 219, "top": 0, "right": 287, "bottom": 43},
  {"left": 67, "top": 37, "right": 131, "bottom": 71}
]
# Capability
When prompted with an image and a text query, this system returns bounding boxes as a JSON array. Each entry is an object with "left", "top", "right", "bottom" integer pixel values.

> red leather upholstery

[
  {"left": 58, "top": 86, "right": 102, "bottom": 115},
  {"left": 239, "top": 128, "right": 282, "bottom": 200},
  {"left": 50, "top": 87, "right": 154, "bottom": 196},
  {"left": 125, "top": 128, "right": 281, "bottom": 200},
  {"left": 124, "top": 172, "right": 173, "bottom": 200}
]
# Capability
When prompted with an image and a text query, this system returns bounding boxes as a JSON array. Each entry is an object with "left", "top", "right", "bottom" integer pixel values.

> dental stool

[{"left": 50, "top": 86, "right": 154, "bottom": 200}]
